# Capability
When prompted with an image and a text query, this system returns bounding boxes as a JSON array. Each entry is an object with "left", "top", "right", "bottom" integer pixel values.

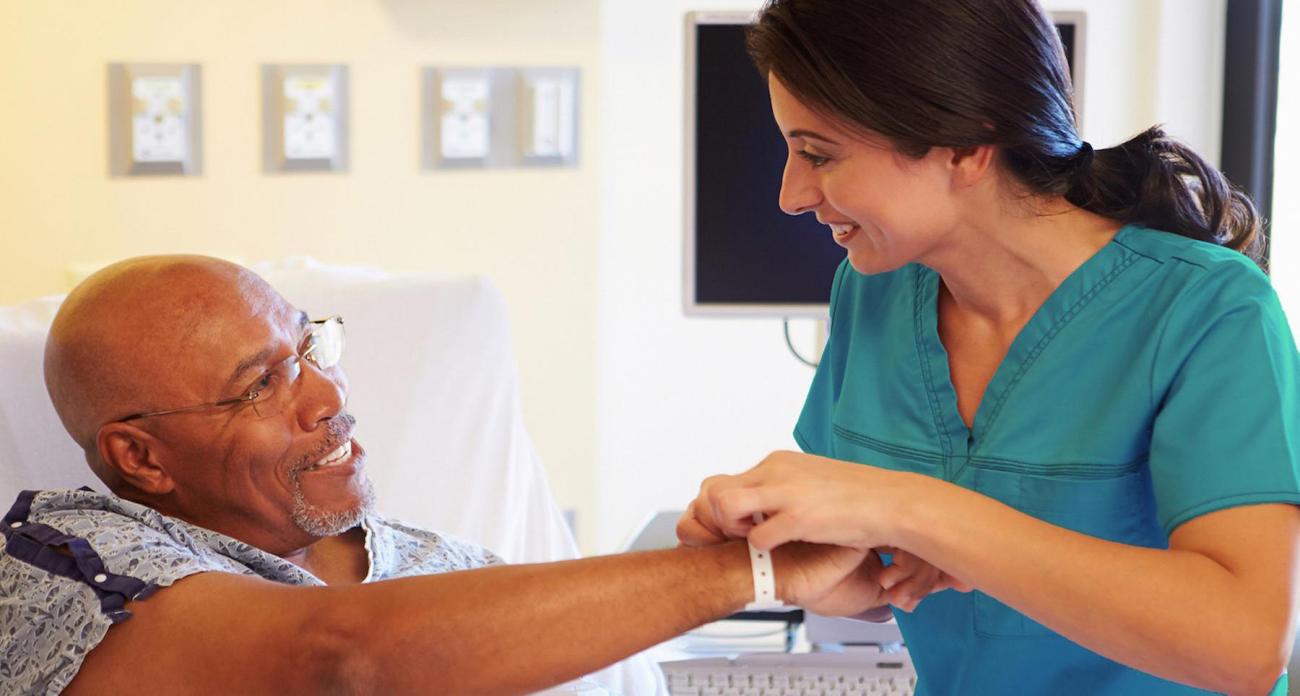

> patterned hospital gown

[{"left": 0, "top": 487, "right": 503, "bottom": 694}]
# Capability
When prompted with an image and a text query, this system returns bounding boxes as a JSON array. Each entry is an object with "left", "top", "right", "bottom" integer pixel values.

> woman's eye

[{"left": 796, "top": 150, "right": 830, "bottom": 168}]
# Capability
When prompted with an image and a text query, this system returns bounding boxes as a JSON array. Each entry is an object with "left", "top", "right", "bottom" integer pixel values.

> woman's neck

[{"left": 922, "top": 201, "right": 1124, "bottom": 329}]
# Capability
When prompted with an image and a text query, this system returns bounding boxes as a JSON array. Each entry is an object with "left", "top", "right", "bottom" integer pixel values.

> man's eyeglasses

[{"left": 118, "top": 316, "right": 345, "bottom": 422}]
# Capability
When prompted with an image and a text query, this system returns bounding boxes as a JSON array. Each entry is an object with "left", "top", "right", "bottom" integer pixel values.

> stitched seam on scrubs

[
  {"left": 964, "top": 456, "right": 1142, "bottom": 479},
  {"left": 976, "top": 253, "right": 1138, "bottom": 444},
  {"left": 832, "top": 424, "right": 945, "bottom": 465},
  {"left": 1162, "top": 491, "right": 1300, "bottom": 535},
  {"left": 913, "top": 267, "right": 953, "bottom": 459}
]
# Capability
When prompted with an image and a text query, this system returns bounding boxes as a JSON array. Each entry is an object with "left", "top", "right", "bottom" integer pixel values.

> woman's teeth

[
  {"left": 830, "top": 223, "right": 858, "bottom": 237},
  {"left": 308, "top": 441, "right": 352, "bottom": 470}
]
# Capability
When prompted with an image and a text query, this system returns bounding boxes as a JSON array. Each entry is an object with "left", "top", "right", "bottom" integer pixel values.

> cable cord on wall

[{"left": 782, "top": 318, "right": 820, "bottom": 369}]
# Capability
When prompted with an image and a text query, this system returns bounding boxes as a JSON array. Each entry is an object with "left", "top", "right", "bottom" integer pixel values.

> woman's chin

[{"left": 846, "top": 250, "right": 903, "bottom": 276}]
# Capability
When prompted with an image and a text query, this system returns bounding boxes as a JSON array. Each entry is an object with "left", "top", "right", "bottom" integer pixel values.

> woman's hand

[
  {"left": 676, "top": 474, "right": 736, "bottom": 548},
  {"left": 686, "top": 450, "right": 923, "bottom": 551},
  {"left": 677, "top": 454, "right": 971, "bottom": 613}
]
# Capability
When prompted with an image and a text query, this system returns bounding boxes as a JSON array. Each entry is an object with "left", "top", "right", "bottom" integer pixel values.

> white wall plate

[
  {"left": 517, "top": 67, "right": 580, "bottom": 167},
  {"left": 108, "top": 63, "right": 202, "bottom": 177},
  {"left": 421, "top": 66, "right": 580, "bottom": 170},
  {"left": 262, "top": 64, "right": 348, "bottom": 173},
  {"left": 422, "top": 67, "right": 517, "bottom": 170}
]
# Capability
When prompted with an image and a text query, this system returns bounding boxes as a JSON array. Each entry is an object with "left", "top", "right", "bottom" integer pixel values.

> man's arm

[{"left": 65, "top": 541, "right": 873, "bottom": 695}]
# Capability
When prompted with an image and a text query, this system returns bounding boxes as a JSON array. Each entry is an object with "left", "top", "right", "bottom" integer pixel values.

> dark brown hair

[{"left": 747, "top": 0, "right": 1264, "bottom": 265}]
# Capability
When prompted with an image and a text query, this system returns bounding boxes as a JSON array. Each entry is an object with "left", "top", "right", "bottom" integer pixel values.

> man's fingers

[
  {"left": 936, "top": 573, "right": 975, "bottom": 593},
  {"left": 885, "top": 572, "right": 935, "bottom": 612},
  {"left": 878, "top": 564, "right": 906, "bottom": 591}
]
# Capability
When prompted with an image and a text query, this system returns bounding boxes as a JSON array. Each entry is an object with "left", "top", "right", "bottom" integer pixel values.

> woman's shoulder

[
  {"left": 1117, "top": 226, "right": 1295, "bottom": 369},
  {"left": 1114, "top": 224, "right": 1278, "bottom": 314},
  {"left": 1116, "top": 224, "right": 1266, "bottom": 284}
]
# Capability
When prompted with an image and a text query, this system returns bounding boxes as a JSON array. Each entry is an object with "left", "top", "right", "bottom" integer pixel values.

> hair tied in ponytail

[{"left": 1071, "top": 141, "right": 1094, "bottom": 179}]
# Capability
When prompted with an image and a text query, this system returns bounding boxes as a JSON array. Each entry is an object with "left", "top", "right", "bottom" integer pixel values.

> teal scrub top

[{"left": 795, "top": 225, "right": 1300, "bottom": 695}]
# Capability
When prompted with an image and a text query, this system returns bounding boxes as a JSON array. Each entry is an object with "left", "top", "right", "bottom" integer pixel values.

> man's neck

[{"left": 282, "top": 526, "right": 370, "bottom": 585}]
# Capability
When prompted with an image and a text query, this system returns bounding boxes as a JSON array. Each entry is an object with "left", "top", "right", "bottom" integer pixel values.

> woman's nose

[{"left": 778, "top": 154, "right": 822, "bottom": 216}]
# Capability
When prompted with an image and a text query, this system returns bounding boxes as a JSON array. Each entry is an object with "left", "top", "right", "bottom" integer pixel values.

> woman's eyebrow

[{"left": 788, "top": 129, "right": 841, "bottom": 145}]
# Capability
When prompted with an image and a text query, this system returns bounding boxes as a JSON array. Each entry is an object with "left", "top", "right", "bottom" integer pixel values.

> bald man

[{"left": 0, "top": 256, "right": 891, "bottom": 695}]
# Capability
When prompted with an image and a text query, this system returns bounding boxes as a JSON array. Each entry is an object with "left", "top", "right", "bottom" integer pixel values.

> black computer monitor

[{"left": 683, "top": 11, "right": 1086, "bottom": 317}]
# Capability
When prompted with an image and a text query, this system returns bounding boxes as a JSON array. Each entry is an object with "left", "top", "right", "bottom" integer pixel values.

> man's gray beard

[{"left": 289, "top": 472, "right": 377, "bottom": 537}]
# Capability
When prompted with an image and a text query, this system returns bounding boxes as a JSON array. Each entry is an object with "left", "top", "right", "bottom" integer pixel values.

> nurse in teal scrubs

[{"left": 677, "top": 1, "right": 1300, "bottom": 694}]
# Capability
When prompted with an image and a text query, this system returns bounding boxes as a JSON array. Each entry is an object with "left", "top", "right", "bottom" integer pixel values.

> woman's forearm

[{"left": 893, "top": 474, "right": 1295, "bottom": 694}]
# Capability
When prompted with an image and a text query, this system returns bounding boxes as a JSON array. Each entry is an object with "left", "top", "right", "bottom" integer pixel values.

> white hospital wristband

[{"left": 744, "top": 513, "right": 783, "bottom": 611}]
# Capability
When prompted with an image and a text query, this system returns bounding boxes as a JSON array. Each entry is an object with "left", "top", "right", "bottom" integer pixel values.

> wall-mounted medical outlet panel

[
  {"left": 108, "top": 63, "right": 202, "bottom": 177},
  {"left": 262, "top": 64, "right": 349, "bottom": 173},
  {"left": 422, "top": 66, "right": 580, "bottom": 169},
  {"left": 422, "top": 67, "right": 518, "bottom": 169},
  {"left": 517, "top": 67, "right": 579, "bottom": 167}
]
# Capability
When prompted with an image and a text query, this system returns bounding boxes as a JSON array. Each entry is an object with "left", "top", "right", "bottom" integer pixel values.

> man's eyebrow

[
  {"left": 223, "top": 312, "right": 310, "bottom": 393},
  {"left": 225, "top": 347, "right": 275, "bottom": 394},
  {"left": 788, "top": 129, "right": 841, "bottom": 146}
]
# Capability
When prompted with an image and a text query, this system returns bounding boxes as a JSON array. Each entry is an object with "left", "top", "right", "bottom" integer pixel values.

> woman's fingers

[
  {"left": 711, "top": 485, "right": 801, "bottom": 544},
  {"left": 675, "top": 511, "right": 727, "bottom": 547},
  {"left": 676, "top": 476, "right": 738, "bottom": 544},
  {"left": 747, "top": 511, "right": 812, "bottom": 551}
]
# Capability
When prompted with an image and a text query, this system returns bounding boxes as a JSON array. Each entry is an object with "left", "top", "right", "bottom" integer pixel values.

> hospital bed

[{"left": 0, "top": 257, "right": 662, "bottom": 695}]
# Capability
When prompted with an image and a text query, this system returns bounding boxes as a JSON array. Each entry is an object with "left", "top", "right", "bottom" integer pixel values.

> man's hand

[
  {"left": 877, "top": 547, "right": 972, "bottom": 613},
  {"left": 770, "top": 542, "right": 884, "bottom": 616}
]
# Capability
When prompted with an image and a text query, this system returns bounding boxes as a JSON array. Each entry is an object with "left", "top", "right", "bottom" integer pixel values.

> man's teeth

[{"left": 310, "top": 441, "right": 352, "bottom": 469}]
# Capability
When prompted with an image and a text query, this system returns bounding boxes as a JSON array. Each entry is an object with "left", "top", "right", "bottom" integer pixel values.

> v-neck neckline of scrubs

[{"left": 913, "top": 224, "right": 1140, "bottom": 472}]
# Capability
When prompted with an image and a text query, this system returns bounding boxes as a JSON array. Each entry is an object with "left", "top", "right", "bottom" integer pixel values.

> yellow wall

[{"left": 0, "top": 0, "right": 601, "bottom": 549}]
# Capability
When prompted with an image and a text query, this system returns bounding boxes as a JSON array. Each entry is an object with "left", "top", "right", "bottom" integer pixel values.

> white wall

[
  {"left": 593, "top": 0, "right": 1229, "bottom": 552},
  {"left": 1271, "top": 1, "right": 1299, "bottom": 327}
]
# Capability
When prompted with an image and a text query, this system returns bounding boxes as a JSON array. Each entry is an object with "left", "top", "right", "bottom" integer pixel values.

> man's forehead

[{"left": 168, "top": 283, "right": 307, "bottom": 395}]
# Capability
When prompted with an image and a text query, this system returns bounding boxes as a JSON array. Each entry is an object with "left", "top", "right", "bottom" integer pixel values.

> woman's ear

[
  {"left": 948, "top": 144, "right": 997, "bottom": 188},
  {"left": 96, "top": 423, "right": 175, "bottom": 495}
]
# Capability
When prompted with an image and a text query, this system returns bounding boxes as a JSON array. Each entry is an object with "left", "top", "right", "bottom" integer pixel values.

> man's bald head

[{"left": 44, "top": 255, "right": 282, "bottom": 482}]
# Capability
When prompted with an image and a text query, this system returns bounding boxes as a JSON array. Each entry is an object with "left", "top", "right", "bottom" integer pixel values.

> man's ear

[
  {"left": 96, "top": 423, "right": 175, "bottom": 495},
  {"left": 948, "top": 144, "right": 997, "bottom": 188}
]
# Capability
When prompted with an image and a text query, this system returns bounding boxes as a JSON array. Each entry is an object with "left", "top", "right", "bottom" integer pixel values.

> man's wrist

[{"left": 703, "top": 540, "right": 756, "bottom": 613}]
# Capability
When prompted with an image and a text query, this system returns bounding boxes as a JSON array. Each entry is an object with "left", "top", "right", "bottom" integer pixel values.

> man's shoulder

[
  {"left": 2, "top": 487, "right": 259, "bottom": 596},
  {"left": 0, "top": 489, "right": 246, "bottom": 694}
]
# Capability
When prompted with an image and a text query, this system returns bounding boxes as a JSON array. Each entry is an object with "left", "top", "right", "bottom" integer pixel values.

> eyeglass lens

[{"left": 249, "top": 317, "right": 345, "bottom": 417}]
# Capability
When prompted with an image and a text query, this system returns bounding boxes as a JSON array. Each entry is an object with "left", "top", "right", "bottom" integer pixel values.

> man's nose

[
  {"left": 778, "top": 154, "right": 822, "bottom": 216},
  {"left": 296, "top": 359, "right": 347, "bottom": 430}
]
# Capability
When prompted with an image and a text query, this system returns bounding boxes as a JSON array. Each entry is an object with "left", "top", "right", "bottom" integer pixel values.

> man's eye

[
  {"left": 796, "top": 150, "right": 830, "bottom": 168},
  {"left": 248, "top": 371, "right": 276, "bottom": 396}
]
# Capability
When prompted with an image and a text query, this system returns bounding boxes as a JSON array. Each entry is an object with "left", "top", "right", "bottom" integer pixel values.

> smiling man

[{"left": 0, "top": 256, "right": 886, "bottom": 695}]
